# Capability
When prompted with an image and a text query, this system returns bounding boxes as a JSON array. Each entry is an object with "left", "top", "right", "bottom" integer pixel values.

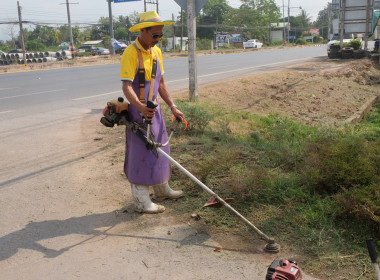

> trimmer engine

[
  {"left": 100, "top": 97, "right": 129, "bottom": 127},
  {"left": 266, "top": 259, "right": 302, "bottom": 280}
]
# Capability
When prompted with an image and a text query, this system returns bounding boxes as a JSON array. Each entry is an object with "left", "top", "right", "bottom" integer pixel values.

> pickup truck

[{"left": 327, "top": 34, "right": 355, "bottom": 55}]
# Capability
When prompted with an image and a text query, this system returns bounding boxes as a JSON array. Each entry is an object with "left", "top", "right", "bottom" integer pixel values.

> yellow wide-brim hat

[{"left": 129, "top": 11, "right": 174, "bottom": 32}]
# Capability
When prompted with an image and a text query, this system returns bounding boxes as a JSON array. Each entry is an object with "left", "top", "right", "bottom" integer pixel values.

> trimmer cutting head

[{"left": 203, "top": 196, "right": 234, "bottom": 208}]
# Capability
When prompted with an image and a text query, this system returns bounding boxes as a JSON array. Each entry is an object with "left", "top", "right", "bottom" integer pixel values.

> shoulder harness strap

[{"left": 133, "top": 43, "right": 158, "bottom": 104}]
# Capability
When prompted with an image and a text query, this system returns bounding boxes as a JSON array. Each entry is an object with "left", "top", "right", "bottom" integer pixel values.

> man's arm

[
  {"left": 122, "top": 80, "right": 156, "bottom": 121},
  {"left": 158, "top": 76, "right": 184, "bottom": 121}
]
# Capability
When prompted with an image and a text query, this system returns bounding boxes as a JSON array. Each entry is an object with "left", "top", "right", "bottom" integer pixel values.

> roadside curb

[{"left": 344, "top": 95, "right": 379, "bottom": 124}]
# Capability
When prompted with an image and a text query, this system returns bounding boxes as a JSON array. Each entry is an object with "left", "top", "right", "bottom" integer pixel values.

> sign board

[
  {"left": 332, "top": 0, "right": 340, "bottom": 11},
  {"left": 114, "top": 0, "right": 141, "bottom": 2},
  {"left": 345, "top": 0, "right": 368, "bottom": 8},
  {"left": 344, "top": 22, "right": 372, "bottom": 33},
  {"left": 375, "top": 0, "right": 380, "bottom": 9},
  {"left": 173, "top": 0, "right": 209, "bottom": 14},
  {"left": 345, "top": 10, "right": 373, "bottom": 20},
  {"left": 215, "top": 31, "right": 229, "bottom": 47},
  {"left": 230, "top": 33, "right": 243, "bottom": 43}
]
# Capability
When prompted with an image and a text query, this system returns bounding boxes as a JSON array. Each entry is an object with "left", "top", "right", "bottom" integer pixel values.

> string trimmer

[{"left": 100, "top": 97, "right": 280, "bottom": 253}]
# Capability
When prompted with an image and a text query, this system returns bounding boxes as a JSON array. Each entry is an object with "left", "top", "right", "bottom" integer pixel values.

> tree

[
  {"left": 294, "top": 9, "right": 311, "bottom": 28},
  {"left": 197, "top": 0, "right": 232, "bottom": 38},
  {"left": 25, "top": 39, "right": 46, "bottom": 52},
  {"left": 314, "top": 4, "right": 339, "bottom": 39},
  {"left": 223, "top": 0, "right": 280, "bottom": 41}
]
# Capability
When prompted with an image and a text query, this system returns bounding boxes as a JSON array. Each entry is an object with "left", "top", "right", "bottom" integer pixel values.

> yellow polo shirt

[{"left": 120, "top": 37, "right": 164, "bottom": 82}]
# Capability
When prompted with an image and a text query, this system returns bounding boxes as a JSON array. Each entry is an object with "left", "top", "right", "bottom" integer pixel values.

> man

[{"left": 120, "top": 11, "right": 185, "bottom": 214}]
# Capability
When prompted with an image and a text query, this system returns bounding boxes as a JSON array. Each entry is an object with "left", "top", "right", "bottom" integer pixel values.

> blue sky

[{"left": 0, "top": 0, "right": 330, "bottom": 41}]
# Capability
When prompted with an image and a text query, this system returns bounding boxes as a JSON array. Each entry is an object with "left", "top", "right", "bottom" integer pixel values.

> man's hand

[
  {"left": 140, "top": 104, "right": 156, "bottom": 121},
  {"left": 171, "top": 107, "right": 184, "bottom": 122}
]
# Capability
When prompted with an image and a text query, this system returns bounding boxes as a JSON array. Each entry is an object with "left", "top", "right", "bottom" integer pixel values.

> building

[
  {"left": 270, "top": 22, "right": 290, "bottom": 42},
  {"left": 164, "top": 37, "right": 188, "bottom": 52}
]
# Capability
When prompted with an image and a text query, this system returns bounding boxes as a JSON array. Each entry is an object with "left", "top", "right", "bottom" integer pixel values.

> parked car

[
  {"left": 243, "top": 39, "right": 263, "bottom": 49},
  {"left": 327, "top": 34, "right": 355, "bottom": 55},
  {"left": 0, "top": 50, "right": 6, "bottom": 56},
  {"left": 77, "top": 46, "right": 97, "bottom": 53},
  {"left": 8, "top": 49, "right": 25, "bottom": 54},
  {"left": 115, "top": 46, "right": 126, "bottom": 55},
  {"left": 92, "top": 47, "right": 110, "bottom": 55}
]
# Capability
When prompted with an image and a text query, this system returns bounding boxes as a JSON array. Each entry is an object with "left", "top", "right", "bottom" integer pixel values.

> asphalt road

[
  {"left": 0, "top": 46, "right": 325, "bottom": 280},
  {"left": 0, "top": 46, "right": 326, "bottom": 117}
]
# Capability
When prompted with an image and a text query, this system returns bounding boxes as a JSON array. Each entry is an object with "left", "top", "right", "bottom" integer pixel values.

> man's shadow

[
  {"left": 0, "top": 210, "right": 214, "bottom": 262},
  {"left": 0, "top": 211, "right": 131, "bottom": 261}
]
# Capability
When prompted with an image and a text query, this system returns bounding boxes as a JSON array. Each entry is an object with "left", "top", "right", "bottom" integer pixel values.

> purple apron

[{"left": 124, "top": 58, "right": 170, "bottom": 186}]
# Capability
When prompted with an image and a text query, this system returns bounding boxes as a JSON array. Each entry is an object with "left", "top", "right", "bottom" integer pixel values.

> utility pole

[
  {"left": 172, "top": 13, "right": 175, "bottom": 52},
  {"left": 180, "top": 8, "right": 183, "bottom": 52},
  {"left": 65, "top": 0, "right": 75, "bottom": 59},
  {"left": 108, "top": 0, "right": 115, "bottom": 55},
  {"left": 365, "top": 0, "right": 371, "bottom": 50},
  {"left": 144, "top": 0, "right": 158, "bottom": 13},
  {"left": 17, "top": 1, "right": 26, "bottom": 65},
  {"left": 328, "top": 2, "right": 332, "bottom": 40},
  {"left": 187, "top": 0, "right": 198, "bottom": 101},
  {"left": 287, "top": 0, "right": 290, "bottom": 43},
  {"left": 340, "top": 0, "right": 345, "bottom": 48},
  {"left": 282, "top": 0, "right": 286, "bottom": 44},
  {"left": 268, "top": 8, "right": 272, "bottom": 44}
]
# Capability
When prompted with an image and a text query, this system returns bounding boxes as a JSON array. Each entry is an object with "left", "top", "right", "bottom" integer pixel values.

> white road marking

[
  {"left": 198, "top": 58, "right": 310, "bottom": 79},
  {"left": 0, "top": 89, "right": 65, "bottom": 100},
  {"left": 72, "top": 90, "right": 122, "bottom": 101},
  {"left": 0, "top": 88, "right": 14, "bottom": 91},
  {"left": 0, "top": 110, "right": 13, "bottom": 114}
]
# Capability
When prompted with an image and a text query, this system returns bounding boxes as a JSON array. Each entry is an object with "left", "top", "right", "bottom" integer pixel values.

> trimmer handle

[
  {"left": 367, "top": 239, "right": 378, "bottom": 264},
  {"left": 145, "top": 100, "right": 158, "bottom": 124},
  {"left": 147, "top": 100, "right": 157, "bottom": 109}
]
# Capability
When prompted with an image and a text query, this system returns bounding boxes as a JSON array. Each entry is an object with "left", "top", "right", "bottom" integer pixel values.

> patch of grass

[
  {"left": 356, "top": 100, "right": 380, "bottom": 140},
  {"left": 165, "top": 100, "right": 380, "bottom": 280}
]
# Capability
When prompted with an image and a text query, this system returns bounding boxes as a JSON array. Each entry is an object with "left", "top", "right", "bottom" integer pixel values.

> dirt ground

[{"left": 175, "top": 57, "right": 380, "bottom": 127}]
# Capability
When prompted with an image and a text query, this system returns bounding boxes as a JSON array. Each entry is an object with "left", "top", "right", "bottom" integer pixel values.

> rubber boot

[
  {"left": 153, "top": 182, "right": 184, "bottom": 201},
  {"left": 131, "top": 184, "right": 165, "bottom": 214}
]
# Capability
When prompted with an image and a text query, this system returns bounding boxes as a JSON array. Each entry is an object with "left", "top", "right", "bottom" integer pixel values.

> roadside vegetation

[{"left": 160, "top": 99, "right": 380, "bottom": 280}]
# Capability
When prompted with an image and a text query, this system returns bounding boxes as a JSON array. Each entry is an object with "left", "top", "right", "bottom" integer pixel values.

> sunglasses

[{"left": 152, "top": 33, "right": 164, "bottom": 39}]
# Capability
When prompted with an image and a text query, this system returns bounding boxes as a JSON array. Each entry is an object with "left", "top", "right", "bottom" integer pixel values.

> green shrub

[
  {"left": 269, "top": 40, "right": 284, "bottom": 46},
  {"left": 197, "top": 38, "right": 212, "bottom": 50},
  {"left": 335, "top": 182, "right": 380, "bottom": 226},
  {"left": 171, "top": 101, "right": 214, "bottom": 134},
  {"left": 296, "top": 38, "right": 307, "bottom": 45},
  {"left": 301, "top": 136, "right": 378, "bottom": 194},
  {"left": 349, "top": 39, "right": 362, "bottom": 50}
]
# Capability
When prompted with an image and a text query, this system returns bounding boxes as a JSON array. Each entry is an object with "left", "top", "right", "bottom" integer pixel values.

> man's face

[{"left": 141, "top": 25, "right": 164, "bottom": 48}]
